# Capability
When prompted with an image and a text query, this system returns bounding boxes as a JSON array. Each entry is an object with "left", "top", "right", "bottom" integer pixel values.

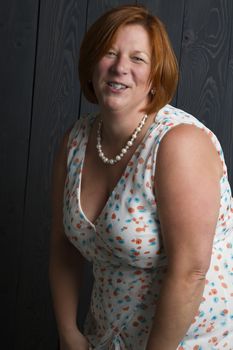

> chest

[
  {"left": 65, "top": 146, "right": 162, "bottom": 267},
  {"left": 76, "top": 116, "right": 158, "bottom": 224},
  {"left": 80, "top": 139, "right": 135, "bottom": 224}
]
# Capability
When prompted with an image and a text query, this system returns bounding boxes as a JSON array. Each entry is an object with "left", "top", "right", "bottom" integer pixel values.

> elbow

[
  {"left": 167, "top": 257, "right": 211, "bottom": 284},
  {"left": 188, "top": 266, "right": 209, "bottom": 283},
  {"left": 188, "top": 256, "right": 211, "bottom": 281}
]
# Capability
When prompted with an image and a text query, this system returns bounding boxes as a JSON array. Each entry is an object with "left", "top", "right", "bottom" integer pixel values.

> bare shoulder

[
  {"left": 156, "top": 123, "right": 222, "bottom": 181},
  {"left": 154, "top": 124, "right": 222, "bottom": 271}
]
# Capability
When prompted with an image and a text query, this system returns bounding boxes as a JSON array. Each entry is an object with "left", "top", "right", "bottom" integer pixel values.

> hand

[{"left": 59, "top": 328, "right": 91, "bottom": 350}]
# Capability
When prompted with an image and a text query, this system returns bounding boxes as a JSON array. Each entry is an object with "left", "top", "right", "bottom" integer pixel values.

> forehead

[{"left": 110, "top": 24, "right": 151, "bottom": 51}]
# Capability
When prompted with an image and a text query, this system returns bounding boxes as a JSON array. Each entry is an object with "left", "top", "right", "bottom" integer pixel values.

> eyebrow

[{"left": 109, "top": 46, "right": 151, "bottom": 60}]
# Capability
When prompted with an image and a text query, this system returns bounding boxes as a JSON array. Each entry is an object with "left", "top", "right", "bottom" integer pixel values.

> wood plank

[
  {"left": 141, "top": 0, "right": 185, "bottom": 65},
  {"left": 0, "top": 1, "right": 39, "bottom": 349},
  {"left": 140, "top": 0, "right": 185, "bottom": 107},
  {"left": 218, "top": 4, "right": 233, "bottom": 186},
  {"left": 14, "top": 1, "right": 88, "bottom": 349},
  {"left": 177, "top": 0, "right": 233, "bottom": 186},
  {"left": 87, "top": 0, "right": 135, "bottom": 26}
]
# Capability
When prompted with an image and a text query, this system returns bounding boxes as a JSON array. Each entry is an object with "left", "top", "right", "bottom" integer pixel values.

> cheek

[
  {"left": 136, "top": 71, "right": 151, "bottom": 91},
  {"left": 92, "top": 61, "right": 110, "bottom": 90},
  {"left": 92, "top": 65, "right": 109, "bottom": 101},
  {"left": 134, "top": 65, "right": 150, "bottom": 82},
  {"left": 94, "top": 59, "right": 110, "bottom": 77},
  {"left": 92, "top": 67, "right": 102, "bottom": 93}
]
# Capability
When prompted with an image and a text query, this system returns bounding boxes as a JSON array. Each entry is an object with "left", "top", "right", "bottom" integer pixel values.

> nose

[{"left": 110, "top": 55, "right": 129, "bottom": 75}]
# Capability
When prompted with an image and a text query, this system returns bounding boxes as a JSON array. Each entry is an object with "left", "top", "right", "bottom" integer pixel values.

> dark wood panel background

[
  {"left": 0, "top": 0, "right": 232, "bottom": 349},
  {"left": 0, "top": 1, "right": 40, "bottom": 349}
]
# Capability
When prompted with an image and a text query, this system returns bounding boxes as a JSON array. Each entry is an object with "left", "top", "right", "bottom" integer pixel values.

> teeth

[{"left": 108, "top": 82, "right": 127, "bottom": 90}]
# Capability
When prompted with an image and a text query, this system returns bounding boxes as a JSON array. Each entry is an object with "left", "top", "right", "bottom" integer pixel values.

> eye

[
  {"left": 132, "top": 56, "right": 145, "bottom": 63},
  {"left": 106, "top": 50, "right": 117, "bottom": 57}
]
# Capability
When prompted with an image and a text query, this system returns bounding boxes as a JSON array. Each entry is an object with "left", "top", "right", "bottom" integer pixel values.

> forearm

[
  {"left": 146, "top": 271, "right": 206, "bottom": 350},
  {"left": 49, "top": 238, "right": 85, "bottom": 338}
]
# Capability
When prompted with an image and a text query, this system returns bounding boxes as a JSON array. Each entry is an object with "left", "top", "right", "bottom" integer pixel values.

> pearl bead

[{"left": 96, "top": 114, "right": 148, "bottom": 165}]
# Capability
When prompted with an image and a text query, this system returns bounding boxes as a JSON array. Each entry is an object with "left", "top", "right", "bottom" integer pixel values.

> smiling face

[{"left": 92, "top": 24, "right": 152, "bottom": 116}]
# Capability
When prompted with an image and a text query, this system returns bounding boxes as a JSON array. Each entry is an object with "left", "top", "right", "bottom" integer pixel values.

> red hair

[{"left": 79, "top": 5, "right": 178, "bottom": 114}]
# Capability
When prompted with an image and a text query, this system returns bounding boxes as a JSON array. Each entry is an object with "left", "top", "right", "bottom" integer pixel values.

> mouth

[{"left": 107, "top": 81, "right": 129, "bottom": 90}]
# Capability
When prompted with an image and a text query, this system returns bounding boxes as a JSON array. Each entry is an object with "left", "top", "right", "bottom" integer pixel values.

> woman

[{"left": 49, "top": 5, "right": 233, "bottom": 350}]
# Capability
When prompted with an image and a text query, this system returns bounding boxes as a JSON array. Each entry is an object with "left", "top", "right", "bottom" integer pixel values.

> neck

[
  {"left": 96, "top": 113, "right": 150, "bottom": 165},
  {"left": 98, "top": 110, "right": 153, "bottom": 147}
]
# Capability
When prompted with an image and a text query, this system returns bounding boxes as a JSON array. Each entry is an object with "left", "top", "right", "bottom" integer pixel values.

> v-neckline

[{"left": 77, "top": 114, "right": 158, "bottom": 228}]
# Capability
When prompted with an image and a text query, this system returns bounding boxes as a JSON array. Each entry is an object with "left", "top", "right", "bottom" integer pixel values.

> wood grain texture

[
  {"left": 0, "top": 1, "right": 39, "bottom": 349},
  {"left": 138, "top": 0, "right": 185, "bottom": 107},
  {"left": 138, "top": 0, "right": 185, "bottom": 63},
  {"left": 14, "top": 1, "right": 87, "bottom": 349},
  {"left": 1, "top": 0, "right": 232, "bottom": 349},
  {"left": 177, "top": 0, "right": 233, "bottom": 186},
  {"left": 218, "top": 4, "right": 233, "bottom": 184}
]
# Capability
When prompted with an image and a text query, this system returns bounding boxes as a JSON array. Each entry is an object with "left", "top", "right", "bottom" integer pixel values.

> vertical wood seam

[
  {"left": 13, "top": 1, "right": 41, "bottom": 349},
  {"left": 226, "top": 3, "right": 233, "bottom": 69},
  {"left": 175, "top": 0, "right": 186, "bottom": 108},
  {"left": 78, "top": 0, "right": 90, "bottom": 119}
]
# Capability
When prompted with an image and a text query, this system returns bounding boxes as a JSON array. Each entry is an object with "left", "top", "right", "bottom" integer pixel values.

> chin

[{"left": 101, "top": 99, "right": 127, "bottom": 112}]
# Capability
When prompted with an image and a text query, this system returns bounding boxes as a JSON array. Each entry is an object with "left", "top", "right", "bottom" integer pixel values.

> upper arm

[{"left": 154, "top": 124, "right": 222, "bottom": 275}]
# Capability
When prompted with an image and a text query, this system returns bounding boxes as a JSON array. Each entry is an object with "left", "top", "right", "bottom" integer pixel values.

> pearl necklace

[{"left": 96, "top": 114, "right": 148, "bottom": 165}]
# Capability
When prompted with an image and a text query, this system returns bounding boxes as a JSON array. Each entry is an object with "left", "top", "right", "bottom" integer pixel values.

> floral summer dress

[{"left": 63, "top": 104, "right": 233, "bottom": 349}]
